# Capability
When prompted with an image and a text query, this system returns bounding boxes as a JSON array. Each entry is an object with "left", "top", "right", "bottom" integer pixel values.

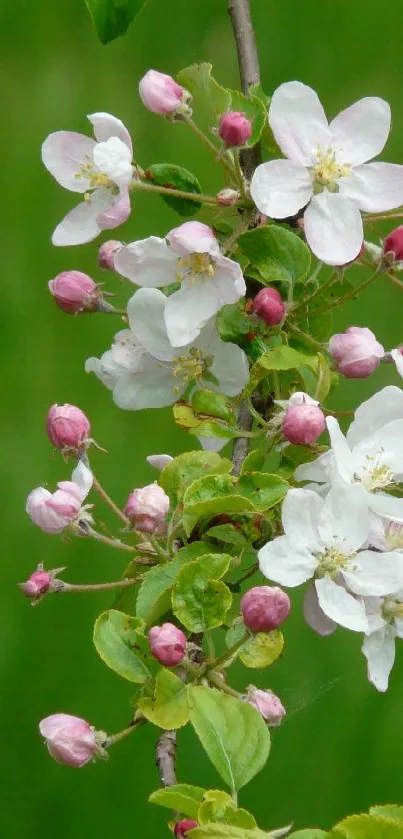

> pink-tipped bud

[
  {"left": 174, "top": 820, "right": 199, "bottom": 838},
  {"left": 148, "top": 622, "right": 187, "bottom": 667},
  {"left": 39, "top": 714, "right": 97, "bottom": 767},
  {"left": 219, "top": 111, "right": 252, "bottom": 147},
  {"left": 252, "top": 287, "right": 286, "bottom": 326},
  {"left": 383, "top": 226, "right": 403, "bottom": 263},
  {"left": 139, "top": 70, "right": 190, "bottom": 116},
  {"left": 216, "top": 188, "right": 239, "bottom": 207},
  {"left": 48, "top": 271, "right": 101, "bottom": 315},
  {"left": 98, "top": 240, "right": 122, "bottom": 270},
  {"left": 124, "top": 483, "right": 169, "bottom": 533},
  {"left": 241, "top": 585, "right": 290, "bottom": 632},
  {"left": 167, "top": 221, "right": 218, "bottom": 256},
  {"left": 21, "top": 569, "right": 52, "bottom": 599},
  {"left": 328, "top": 326, "right": 384, "bottom": 378},
  {"left": 245, "top": 686, "right": 286, "bottom": 727},
  {"left": 46, "top": 404, "right": 90, "bottom": 452},
  {"left": 282, "top": 393, "right": 326, "bottom": 445}
]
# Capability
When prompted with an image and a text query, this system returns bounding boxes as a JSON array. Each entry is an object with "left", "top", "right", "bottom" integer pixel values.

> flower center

[
  {"left": 384, "top": 521, "right": 403, "bottom": 551},
  {"left": 315, "top": 545, "right": 353, "bottom": 578},
  {"left": 75, "top": 157, "right": 113, "bottom": 190},
  {"left": 382, "top": 596, "right": 403, "bottom": 622},
  {"left": 170, "top": 347, "right": 211, "bottom": 393},
  {"left": 311, "top": 147, "right": 350, "bottom": 192},
  {"left": 177, "top": 253, "right": 216, "bottom": 281},
  {"left": 354, "top": 453, "right": 394, "bottom": 491}
]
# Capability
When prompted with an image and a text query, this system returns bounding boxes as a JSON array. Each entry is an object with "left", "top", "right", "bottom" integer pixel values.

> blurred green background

[{"left": 3, "top": 0, "right": 403, "bottom": 835}]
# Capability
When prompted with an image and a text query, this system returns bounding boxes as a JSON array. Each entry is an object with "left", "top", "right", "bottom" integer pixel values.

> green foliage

[
  {"left": 188, "top": 686, "right": 271, "bottom": 793},
  {"left": 329, "top": 814, "right": 403, "bottom": 838},
  {"left": 238, "top": 225, "right": 311, "bottom": 288},
  {"left": 239, "top": 630, "right": 284, "bottom": 668},
  {"left": 172, "top": 553, "right": 232, "bottom": 632},
  {"left": 258, "top": 345, "right": 317, "bottom": 373},
  {"left": 314, "top": 353, "right": 332, "bottom": 402},
  {"left": 216, "top": 304, "right": 254, "bottom": 349},
  {"left": 240, "top": 449, "right": 266, "bottom": 475},
  {"left": 198, "top": 790, "right": 257, "bottom": 829},
  {"left": 191, "top": 389, "right": 235, "bottom": 424},
  {"left": 149, "top": 784, "right": 206, "bottom": 819},
  {"left": 288, "top": 832, "right": 328, "bottom": 838},
  {"left": 228, "top": 89, "right": 267, "bottom": 147},
  {"left": 135, "top": 553, "right": 190, "bottom": 625},
  {"left": 144, "top": 164, "right": 202, "bottom": 216},
  {"left": 138, "top": 668, "right": 189, "bottom": 728},
  {"left": 159, "top": 451, "right": 233, "bottom": 510},
  {"left": 177, "top": 63, "right": 231, "bottom": 119},
  {"left": 191, "top": 822, "right": 270, "bottom": 838},
  {"left": 173, "top": 403, "right": 239, "bottom": 441},
  {"left": 238, "top": 472, "right": 288, "bottom": 512},
  {"left": 93, "top": 610, "right": 155, "bottom": 684},
  {"left": 369, "top": 806, "right": 403, "bottom": 822},
  {"left": 85, "top": 0, "right": 147, "bottom": 43}
]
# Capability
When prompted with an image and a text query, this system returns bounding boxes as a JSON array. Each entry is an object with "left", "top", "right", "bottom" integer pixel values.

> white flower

[
  {"left": 113, "top": 221, "right": 246, "bottom": 347},
  {"left": 42, "top": 113, "right": 133, "bottom": 246},
  {"left": 86, "top": 288, "right": 249, "bottom": 410},
  {"left": 258, "top": 483, "right": 403, "bottom": 632},
  {"left": 391, "top": 348, "right": 403, "bottom": 379},
  {"left": 361, "top": 594, "right": 403, "bottom": 691},
  {"left": 250, "top": 81, "right": 403, "bottom": 265}
]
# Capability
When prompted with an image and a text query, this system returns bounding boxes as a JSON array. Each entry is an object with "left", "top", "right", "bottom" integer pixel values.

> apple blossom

[
  {"left": 42, "top": 112, "right": 133, "bottom": 246},
  {"left": 391, "top": 348, "right": 403, "bottom": 379},
  {"left": 328, "top": 326, "right": 384, "bottom": 378},
  {"left": 46, "top": 404, "right": 90, "bottom": 451},
  {"left": 219, "top": 111, "right": 252, "bottom": 146},
  {"left": 39, "top": 714, "right": 98, "bottom": 767},
  {"left": 98, "top": 239, "right": 122, "bottom": 270},
  {"left": 216, "top": 188, "right": 239, "bottom": 206},
  {"left": 250, "top": 81, "right": 403, "bottom": 265},
  {"left": 148, "top": 623, "right": 187, "bottom": 666},
  {"left": 282, "top": 395, "right": 326, "bottom": 445},
  {"left": 383, "top": 225, "right": 403, "bottom": 265},
  {"left": 113, "top": 221, "right": 246, "bottom": 347},
  {"left": 252, "top": 287, "right": 286, "bottom": 326},
  {"left": 258, "top": 482, "right": 403, "bottom": 632},
  {"left": 241, "top": 585, "right": 291, "bottom": 631},
  {"left": 174, "top": 821, "right": 199, "bottom": 838},
  {"left": 361, "top": 594, "right": 403, "bottom": 691},
  {"left": 139, "top": 70, "right": 191, "bottom": 116},
  {"left": 21, "top": 569, "right": 52, "bottom": 600},
  {"left": 245, "top": 686, "right": 286, "bottom": 726},
  {"left": 124, "top": 483, "right": 169, "bottom": 533},
  {"left": 26, "top": 461, "right": 93, "bottom": 534},
  {"left": 86, "top": 288, "right": 249, "bottom": 410},
  {"left": 48, "top": 271, "right": 101, "bottom": 314}
]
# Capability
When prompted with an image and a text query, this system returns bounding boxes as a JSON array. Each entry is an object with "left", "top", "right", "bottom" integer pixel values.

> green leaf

[
  {"left": 172, "top": 554, "right": 232, "bottom": 632},
  {"left": 238, "top": 472, "right": 288, "bottom": 511},
  {"left": 183, "top": 474, "right": 255, "bottom": 535},
  {"left": 239, "top": 630, "right": 284, "bottom": 668},
  {"left": 249, "top": 83, "right": 270, "bottom": 107},
  {"left": 238, "top": 225, "right": 311, "bottom": 286},
  {"left": 205, "top": 524, "right": 247, "bottom": 550},
  {"left": 177, "top": 63, "right": 231, "bottom": 119},
  {"left": 369, "top": 806, "right": 403, "bottom": 823},
  {"left": 144, "top": 164, "right": 202, "bottom": 217},
  {"left": 149, "top": 784, "right": 206, "bottom": 819},
  {"left": 329, "top": 814, "right": 403, "bottom": 838},
  {"left": 188, "top": 686, "right": 271, "bottom": 793},
  {"left": 314, "top": 353, "right": 332, "bottom": 402},
  {"left": 198, "top": 791, "right": 257, "bottom": 829},
  {"left": 191, "top": 389, "right": 235, "bottom": 424},
  {"left": 191, "top": 822, "right": 269, "bottom": 838},
  {"left": 93, "top": 610, "right": 154, "bottom": 684},
  {"left": 85, "top": 0, "right": 147, "bottom": 43},
  {"left": 258, "top": 345, "right": 318, "bottom": 372},
  {"left": 288, "top": 832, "right": 328, "bottom": 838},
  {"left": 228, "top": 89, "right": 267, "bottom": 147},
  {"left": 160, "top": 451, "right": 233, "bottom": 510},
  {"left": 138, "top": 668, "right": 189, "bottom": 729},
  {"left": 136, "top": 553, "right": 189, "bottom": 625},
  {"left": 216, "top": 304, "right": 254, "bottom": 348},
  {"left": 173, "top": 404, "right": 238, "bottom": 441},
  {"left": 240, "top": 449, "right": 266, "bottom": 475}
]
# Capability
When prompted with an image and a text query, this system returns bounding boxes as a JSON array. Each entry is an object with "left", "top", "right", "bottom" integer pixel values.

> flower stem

[
  {"left": 131, "top": 179, "right": 221, "bottom": 206},
  {"left": 184, "top": 115, "right": 235, "bottom": 177},
  {"left": 286, "top": 321, "right": 326, "bottom": 352},
  {"left": 208, "top": 671, "right": 242, "bottom": 698},
  {"left": 210, "top": 632, "right": 249, "bottom": 669},
  {"left": 86, "top": 526, "right": 136, "bottom": 553},
  {"left": 148, "top": 536, "right": 170, "bottom": 562},
  {"left": 310, "top": 267, "right": 381, "bottom": 317},
  {"left": 59, "top": 577, "right": 139, "bottom": 594},
  {"left": 91, "top": 474, "right": 129, "bottom": 526},
  {"left": 105, "top": 718, "right": 144, "bottom": 748},
  {"left": 233, "top": 149, "right": 250, "bottom": 203}
]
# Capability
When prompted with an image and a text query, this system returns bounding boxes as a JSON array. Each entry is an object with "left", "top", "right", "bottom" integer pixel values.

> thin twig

[
  {"left": 92, "top": 475, "right": 129, "bottom": 526},
  {"left": 59, "top": 577, "right": 139, "bottom": 594},
  {"left": 155, "top": 730, "right": 177, "bottom": 787}
]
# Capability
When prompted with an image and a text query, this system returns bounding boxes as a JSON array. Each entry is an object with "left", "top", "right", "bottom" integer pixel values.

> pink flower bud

[
  {"left": 46, "top": 404, "right": 90, "bottom": 452},
  {"left": 148, "top": 622, "right": 187, "bottom": 666},
  {"left": 139, "top": 70, "right": 190, "bottom": 115},
  {"left": 219, "top": 111, "right": 252, "bottom": 146},
  {"left": 328, "top": 326, "right": 384, "bottom": 378},
  {"left": 26, "top": 483, "right": 83, "bottom": 534},
  {"left": 98, "top": 240, "right": 122, "bottom": 270},
  {"left": 383, "top": 226, "right": 403, "bottom": 262},
  {"left": 245, "top": 686, "right": 286, "bottom": 727},
  {"left": 39, "top": 714, "right": 97, "bottom": 767},
  {"left": 282, "top": 394, "right": 326, "bottom": 445},
  {"left": 21, "top": 569, "right": 52, "bottom": 599},
  {"left": 241, "top": 585, "right": 290, "bottom": 632},
  {"left": 167, "top": 221, "right": 218, "bottom": 256},
  {"left": 174, "top": 820, "right": 199, "bottom": 838},
  {"left": 124, "top": 483, "right": 169, "bottom": 533},
  {"left": 48, "top": 271, "right": 101, "bottom": 314},
  {"left": 216, "top": 188, "right": 239, "bottom": 206},
  {"left": 252, "top": 287, "right": 286, "bottom": 326}
]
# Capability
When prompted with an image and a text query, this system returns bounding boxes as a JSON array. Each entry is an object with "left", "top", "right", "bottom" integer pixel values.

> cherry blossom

[
  {"left": 42, "top": 113, "right": 133, "bottom": 246},
  {"left": 250, "top": 81, "right": 403, "bottom": 265}
]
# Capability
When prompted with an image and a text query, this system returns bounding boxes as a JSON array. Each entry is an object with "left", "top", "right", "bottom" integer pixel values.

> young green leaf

[
  {"left": 240, "top": 449, "right": 266, "bottom": 475},
  {"left": 159, "top": 451, "right": 233, "bottom": 510},
  {"left": 85, "top": 0, "right": 147, "bottom": 44},
  {"left": 172, "top": 553, "right": 232, "bottom": 632},
  {"left": 188, "top": 686, "right": 271, "bottom": 793},
  {"left": 149, "top": 784, "right": 206, "bottom": 819},
  {"left": 144, "top": 164, "right": 202, "bottom": 216},
  {"left": 369, "top": 806, "right": 403, "bottom": 823},
  {"left": 93, "top": 610, "right": 155, "bottom": 683},
  {"left": 138, "top": 668, "right": 189, "bottom": 729},
  {"left": 136, "top": 553, "right": 190, "bottom": 625},
  {"left": 329, "top": 814, "right": 403, "bottom": 838},
  {"left": 288, "top": 831, "right": 328, "bottom": 838},
  {"left": 177, "top": 63, "right": 231, "bottom": 119},
  {"left": 191, "top": 822, "right": 269, "bottom": 838},
  {"left": 228, "top": 89, "right": 267, "bottom": 147},
  {"left": 238, "top": 225, "right": 311, "bottom": 286},
  {"left": 198, "top": 790, "right": 257, "bottom": 829},
  {"left": 257, "top": 345, "right": 318, "bottom": 372},
  {"left": 239, "top": 630, "right": 284, "bottom": 669},
  {"left": 238, "top": 472, "right": 288, "bottom": 511},
  {"left": 182, "top": 474, "right": 255, "bottom": 535}
]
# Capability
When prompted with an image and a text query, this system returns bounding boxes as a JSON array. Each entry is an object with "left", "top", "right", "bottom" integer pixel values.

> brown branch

[{"left": 155, "top": 730, "right": 177, "bottom": 787}]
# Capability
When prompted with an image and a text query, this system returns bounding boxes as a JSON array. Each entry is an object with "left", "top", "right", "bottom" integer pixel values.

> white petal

[
  {"left": 391, "top": 349, "right": 403, "bottom": 379},
  {"left": 340, "top": 162, "right": 403, "bottom": 212},
  {"left": 362, "top": 627, "right": 395, "bottom": 692},
  {"left": 93, "top": 137, "right": 133, "bottom": 187},
  {"left": 207, "top": 338, "right": 249, "bottom": 397},
  {"left": 97, "top": 190, "right": 131, "bottom": 230},
  {"left": 326, "top": 416, "right": 355, "bottom": 482},
  {"left": 365, "top": 418, "right": 403, "bottom": 474},
  {"left": 269, "top": 81, "right": 330, "bottom": 165},
  {"left": 87, "top": 112, "right": 132, "bottom": 154},
  {"left": 304, "top": 191, "right": 363, "bottom": 266},
  {"left": 127, "top": 288, "right": 176, "bottom": 361},
  {"left": 52, "top": 190, "right": 112, "bottom": 246},
  {"left": 41, "top": 131, "right": 95, "bottom": 192},
  {"left": 303, "top": 584, "right": 337, "bottom": 636},
  {"left": 164, "top": 277, "right": 229, "bottom": 348},
  {"left": 258, "top": 534, "right": 317, "bottom": 587},
  {"left": 369, "top": 492, "right": 403, "bottom": 523},
  {"left": 113, "top": 365, "right": 178, "bottom": 410},
  {"left": 250, "top": 160, "right": 313, "bottom": 218},
  {"left": 85, "top": 329, "right": 144, "bottom": 390},
  {"left": 294, "top": 451, "right": 333, "bottom": 484},
  {"left": 330, "top": 97, "right": 391, "bottom": 165},
  {"left": 344, "top": 549, "right": 403, "bottom": 596},
  {"left": 315, "top": 576, "right": 368, "bottom": 631},
  {"left": 114, "top": 237, "right": 178, "bottom": 287},
  {"left": 146, "top": 454, "right": 173, "bottom": 470},
  {"left": 347, "top": 385, "right": 403, "bottom": 447},
  {"left": 281, "top": 488, "right": 324, "bottom": 546},
  {"left": 215, "top": 255, "right": 246, "bottom": 298},
  {"left": 319, "top": 482, "right": 369, "bottom": 552},
  {"left": 71, "top": 461, "right": 93, "bottom": 499}
]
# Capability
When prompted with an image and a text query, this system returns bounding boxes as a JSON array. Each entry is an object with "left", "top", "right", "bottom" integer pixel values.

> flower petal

[
  {"left": 114, "top": 236, "right": 178, "bottom": 287},
  {"left": 250, "top": 160, "right": 313, "bottom": 218},
  {"left": 97, "top": 190, "right": 131, "bottom": 230},
  {"left": 41, "top": 131, "right": 96, "bottom": 193},
  {"left": 258, "top": 534, "right": 317, "bottom": 587},
  {"left": 71, "top": 461, "right": 93, "bottom": 499},
  {"left": 362, "top": 627, "right": 395, "bottom": 692},
  {"left": 319, "top": 482, "right": 369, "bottom": 552},
  {"left": 315, "top": 576, "right": 368, "bottom": 631},
  {"left": 87, "top": 112, "right": 132, "bottom": 154},
  {"left": 93, "top": 137, "right": 133, "bottom": 187},
  {"left": 391, "top": 349, "right": 403, "bottom": 379},
  {"left": 164, "top": 276, "right": 236, "bottom": 348},
  {"left": 127, "top": 288, "right": 176, "bottom": 361},
  {"left": 204, "top": 331, "right": 249, "bottom": 396},
  {"left": 294, "top": 450, "right": 333, "bottom": 484},
  {"left": 113, "top": 365, "right": 178, "bottom": 411},
  {"left": 340, "top": 162, "right": 403, "bottom": 212},
  {"left": 347, "top": 385, "right": 403, "bottom": 448},
  {"left": 269, "top": 81, "right": 330, "bottom": 165},
  {"left": 52, "top": 189, "right": 112, "bottom": 246},
  {"left": 304, "top": 191, "right": 363, "bottom": 265},
  {"left": 343, "top": 549, "right": 403, "bottom": 596},
  {"left": 281, "top": 488, "right": 324, "bottom": 547},
  {"left": 330, "top": 97, "right": 391, "bottom": 165},
  {"left": 369, "top": 492, "right": 403, "bottom": 523},
  {"left": 326, "top": 416, "right": 355, "bottom": 482},
  {"left": 303, "top": 584, "right": 337, "bottom": 636}
]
